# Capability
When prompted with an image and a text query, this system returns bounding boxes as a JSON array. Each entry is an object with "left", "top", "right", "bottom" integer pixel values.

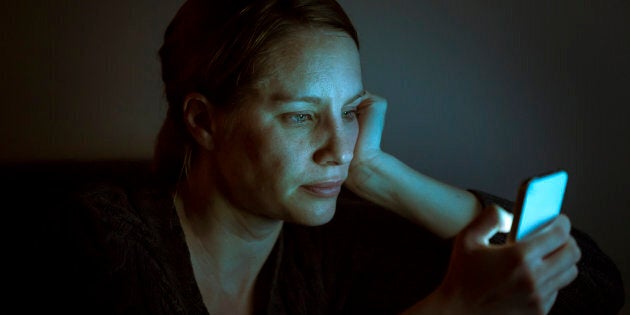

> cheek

[
  {"left": 265, "top": 129, "right": 312, "bottom": 169},
  {"left": 238, "top": 124, "right": 309, "bottom": 179},
  {"left": 214, "top": 117, "right": 270, "bottom": 178}
]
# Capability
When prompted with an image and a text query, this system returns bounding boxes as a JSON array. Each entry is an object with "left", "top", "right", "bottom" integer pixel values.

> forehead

[
  {"left": 265, "top": 28, "right": 358, "bottom": 68},
  {"left": 252, "top": 28, "right": 361, "bottom": 96}
]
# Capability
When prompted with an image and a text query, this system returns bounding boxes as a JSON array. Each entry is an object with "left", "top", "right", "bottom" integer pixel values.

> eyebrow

[{"left": 270, "top": 90, "right": 366, "bottom": 107}]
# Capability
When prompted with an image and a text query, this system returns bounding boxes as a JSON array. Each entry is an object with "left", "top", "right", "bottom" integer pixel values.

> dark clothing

[
  {"left": 11, "top": 161, "right": 622, "bottom": 314},
  {"left": 62, "top": 183, "right": 453, "bottom": 314}
]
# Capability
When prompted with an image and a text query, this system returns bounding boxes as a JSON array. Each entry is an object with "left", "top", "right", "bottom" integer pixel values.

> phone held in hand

[{"left": 508, "top": 169, "right": 569, "bottom": 243}]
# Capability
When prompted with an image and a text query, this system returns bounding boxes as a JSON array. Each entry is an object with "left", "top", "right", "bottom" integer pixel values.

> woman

[{"left": 66, "top": 0, "right": 607, "bottom": 314}]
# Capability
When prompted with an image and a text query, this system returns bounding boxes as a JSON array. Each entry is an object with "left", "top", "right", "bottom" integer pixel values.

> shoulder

[
  {"left": 66, "top": 181, "right": 202, "bottom": 313},
  {"left": 74, "top": 183, "right": 144, "bottom": 234},
  {"left": 70, "top": 182, "right": 171, "bottom": 248},
  {"left": 69, "top": 180, "right": 187, "bottom": 274}
]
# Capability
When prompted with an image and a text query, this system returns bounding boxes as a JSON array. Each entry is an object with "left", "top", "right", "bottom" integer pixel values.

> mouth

[{"left": 300, "top": 180, "right": 344, "bottom": 198}]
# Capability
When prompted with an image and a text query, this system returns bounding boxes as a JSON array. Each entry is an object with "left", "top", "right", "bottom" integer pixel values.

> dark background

[{"left": 2, "top": 1, "right": 628, "bottom": 312}]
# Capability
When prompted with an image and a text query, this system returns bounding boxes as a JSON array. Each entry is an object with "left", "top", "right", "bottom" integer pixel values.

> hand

[
  {"left": 353, "top": 91, "right": 387, "bottom": 161},
  {"left": 432, "top": 205, "right": 581, "bottom": 315},
  {"left": 345, "top": 92, "right": 388, "bottom": 192}
]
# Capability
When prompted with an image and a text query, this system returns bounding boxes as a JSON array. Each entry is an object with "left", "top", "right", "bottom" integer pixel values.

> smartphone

[{"left": 508, "top": 169, "right": 569, "bottom": 243}]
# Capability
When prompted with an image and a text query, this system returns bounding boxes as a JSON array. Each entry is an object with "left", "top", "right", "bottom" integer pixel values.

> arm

[
  {"left": 345, "top": 93, "right": 619, "bottom": 314},
  {"left": 346, "top": 151, "right": 482, "bottom": 238},
  {"left": 344, "top": 92, "right": 487, "bottom": 238}
]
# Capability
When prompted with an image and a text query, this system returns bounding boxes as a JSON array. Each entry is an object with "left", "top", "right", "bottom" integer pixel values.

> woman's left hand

[
  {"left": 352, "top": 91, "right": 388, "bottom": 162},
  {"left": 344, "top": 92, "right": 389, "bottom": 194}
]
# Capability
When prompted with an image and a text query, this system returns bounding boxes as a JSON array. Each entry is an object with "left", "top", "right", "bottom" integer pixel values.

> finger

[
  {"left": 542, "top": 290, "right": 559, "bottom": 314},
  {"left": 538, "top": 265, "right": 578, "bottom": 314},
  {"left": 463, "top": 204, "right": 502, "bottom": 247},
  {"left": 539, "top": 237, "right": 581, "bottom": 289},
  {"left": 521, "top": 215, "right": 571, "bottom": 259},
  {"left": 550, "top": 264, "right": 579, "bottom": 291},
  {"left": 355, "top": 91, "right": 387, "bottom": 152},
  {"left": 496, "top": 205, "right": 513, "bottom": 233}
]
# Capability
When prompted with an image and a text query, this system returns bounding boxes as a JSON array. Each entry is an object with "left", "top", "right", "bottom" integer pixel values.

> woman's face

[{"left": 209, "top": 29, "right": 363, "bottom": 226}]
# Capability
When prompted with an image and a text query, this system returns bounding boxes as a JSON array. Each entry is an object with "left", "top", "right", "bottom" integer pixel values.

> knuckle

[
  {"left": 558, "top": 214, "right": 572, "bottom": 232},
  {"left": 550, "top": 221, "right": 569, "bottom": 241}
]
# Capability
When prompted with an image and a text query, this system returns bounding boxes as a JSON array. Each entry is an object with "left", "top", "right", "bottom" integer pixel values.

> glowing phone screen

[{"left": 512, "top": 170, "right": 568, "bottom": 242}]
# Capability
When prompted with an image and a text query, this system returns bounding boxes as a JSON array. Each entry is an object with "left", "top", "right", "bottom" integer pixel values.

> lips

[{"left": 301, "top": 180, "right": 344, "bottom": 198}]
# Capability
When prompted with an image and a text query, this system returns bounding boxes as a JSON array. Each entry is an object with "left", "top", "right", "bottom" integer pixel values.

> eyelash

[
  {"left": 342, "top": 109, "right": 358, "bottom": 122},
  {"left": 288, "top": 113, "right": 313, "bottom": 124},
  {"left": 284, "top": 110, "right": 358, "bottom": 126}
]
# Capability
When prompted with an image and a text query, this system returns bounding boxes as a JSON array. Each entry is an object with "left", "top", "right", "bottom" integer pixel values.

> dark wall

[
  {"left": 2, "top": 1, "right": 628, "bottom": 312},
  {"left": 0, "top": 0, "right": 179, "bottom": 160},
  {"left": 340, "top": 2, "right": 630, "bottom": 311}
]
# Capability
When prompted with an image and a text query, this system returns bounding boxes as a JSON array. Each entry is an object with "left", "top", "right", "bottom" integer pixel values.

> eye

[
  {"left": 342, "top": 109, "right": 358, "bottom": 122},
  {"left": 286, "top": 113, "right": 313, "bottom": 125}
]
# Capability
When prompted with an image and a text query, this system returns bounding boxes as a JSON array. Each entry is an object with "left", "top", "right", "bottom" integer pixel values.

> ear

[{"left": 183, "top": 93, "right": 215, "bottom": 151}]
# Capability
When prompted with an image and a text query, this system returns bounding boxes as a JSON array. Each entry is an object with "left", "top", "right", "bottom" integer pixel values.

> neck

[{"left": 174, "top": 182, "right": 282, "bottom": 312}]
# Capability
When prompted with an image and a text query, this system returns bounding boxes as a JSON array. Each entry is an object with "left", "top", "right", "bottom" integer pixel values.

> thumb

[{"left": 463, "top": 204, "right": 502, "bottom": 247}]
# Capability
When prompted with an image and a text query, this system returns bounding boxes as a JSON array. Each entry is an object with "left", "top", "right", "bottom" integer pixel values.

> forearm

[{"left": 346, "top": 153, "right": 481, "bottom": 238}]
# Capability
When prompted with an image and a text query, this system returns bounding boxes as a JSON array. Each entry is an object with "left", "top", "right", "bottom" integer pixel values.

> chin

[{"left": 288, "top": 199, "right": 337, "bottom": 226}]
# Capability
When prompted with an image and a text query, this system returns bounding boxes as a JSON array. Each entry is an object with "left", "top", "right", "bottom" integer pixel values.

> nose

[{"left": 313, "top": 122, "right": 355, "bottom": 166}]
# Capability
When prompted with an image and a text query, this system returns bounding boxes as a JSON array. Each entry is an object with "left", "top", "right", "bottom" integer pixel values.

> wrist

[{"left": 346, "top": 151, "right": 396, "bottom": 203}]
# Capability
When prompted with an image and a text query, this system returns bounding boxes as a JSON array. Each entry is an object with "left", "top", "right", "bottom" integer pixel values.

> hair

[{"left": 153, "top": 0, "right": 359, "bottom": 188}]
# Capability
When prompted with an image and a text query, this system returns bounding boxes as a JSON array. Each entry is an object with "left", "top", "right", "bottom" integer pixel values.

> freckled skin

[{"left": 208, "top": 29, "right": 363, "bottom": 226}]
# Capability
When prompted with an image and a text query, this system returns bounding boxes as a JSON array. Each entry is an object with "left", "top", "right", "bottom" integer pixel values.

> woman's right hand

[{"left": 405, "top": 205, "right": 581, "bottom": 315}]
